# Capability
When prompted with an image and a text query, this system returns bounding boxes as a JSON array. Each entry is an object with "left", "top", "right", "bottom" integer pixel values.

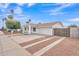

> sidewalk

[{"left": 0, "top": 35, "right": 31, "bottom": 56}]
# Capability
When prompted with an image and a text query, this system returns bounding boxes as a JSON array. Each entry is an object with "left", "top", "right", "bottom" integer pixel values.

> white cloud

[
  {"left": 17, "top": 3, "right": 36, "bottom": 7},
  {"left": 50, "top": 3, "right": 75, "bottom": 12},
  {"left": 0, "top": 3, "right": 10, "bottom": 13},
  {"left": 68, "top": 18, "right": 79, "bottom": 22},
  {"left": 27, "top": 3, "right": 36, "bottom": 7},
  {"left": 0, "top": 3, "right": 9, "bottom": 8},
  {"left": 14, "top": 6, "right": 31, "bottom": 21},
  {"left": 48, "top": 3, "right": 75, "bottom": 16},
  {"left": 40, "top": 3, "right": 66, "bottom": 6},
  {"left": 50, "top": 12, "right": 64, "bottom": 15},
  {"left": 1, "top": 9, "right": 6, "bottom": 12},
  {"left": 55, "top": 4, "right": 74, "bottom": 12},
  {"left": 14, "top": 6, "right": 23, "bottom": 14},
  {"left": 17, "top": 3, "right": 25, "bottom": 6}
]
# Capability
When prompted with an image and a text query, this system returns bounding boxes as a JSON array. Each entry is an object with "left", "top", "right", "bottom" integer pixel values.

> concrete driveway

[
  {"left": 42, "top": 38, "right": 79, "bottom": 56},
  {"left": 0, "top": 34, "right": 45, "bottom": 56},
  {"left": 0, "top": 31, "right": 4, "bottom": 35},
  {"left": 0, "top": 35, "right": 31, "bottom": 56},
  {"left": 12, "top": 35, "right": 45, "bottom": 43},
  {"left": 0, "top": 34, "right": 79, "bottom": 56},
  {"left": 18, "top": 36, "right": 79, "bottom": 56}
]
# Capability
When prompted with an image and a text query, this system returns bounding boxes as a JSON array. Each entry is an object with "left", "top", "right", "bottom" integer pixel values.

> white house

[{"left": 22, "top": 22, "right": 64, "bottom": 36}]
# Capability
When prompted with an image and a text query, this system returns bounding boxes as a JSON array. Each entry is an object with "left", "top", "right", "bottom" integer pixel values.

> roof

[{"left": 31, "top": 22, "right": 63, "bottom": 28}]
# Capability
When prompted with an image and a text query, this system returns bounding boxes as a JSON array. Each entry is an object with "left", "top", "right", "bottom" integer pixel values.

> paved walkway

[{"left": 0, "top": 35, "right": 31, "bottom": 56}]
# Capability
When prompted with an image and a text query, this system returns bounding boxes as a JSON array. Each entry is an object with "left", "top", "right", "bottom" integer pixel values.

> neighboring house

[{"left": 22, "top": 22, "right": 64, "bottom": 36}]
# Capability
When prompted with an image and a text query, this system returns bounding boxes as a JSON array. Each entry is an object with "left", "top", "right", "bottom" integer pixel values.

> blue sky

[{"left": 0, "top": 3, "right": 79, "bottom": 28}]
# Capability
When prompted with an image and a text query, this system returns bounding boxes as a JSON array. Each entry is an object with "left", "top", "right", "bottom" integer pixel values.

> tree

[
  {"left": 6, "top": 20, "right": 16, "bottom": 29},
  {"left": 7, "top": 9, "right": 14, "bottom": 20},
  {"left": 28, "top": 19, "right": 31, "bottom": 23},
  {"left": 10, "top": 9, "right": 14, "bottom": 19},
  {"left": 26, "top": 19, "right": 31, "bottom": 23},
  {"left": 7, "top": 15, "right": 13, "bottom": 19},
  {"left": 6, "top": 19, "right": 21, "bottom": 29},
  {"left": 5, "top": 9, "right": 21, "bottom": 31},
  {"left": 68, "top": 24, "right": 78, "bottom": 28},
  {"left": 10, "top": 9, "right": 14, "bottom": 14},
  {"left": 14, "top": 21, "right": 21, "bottom": 29}
]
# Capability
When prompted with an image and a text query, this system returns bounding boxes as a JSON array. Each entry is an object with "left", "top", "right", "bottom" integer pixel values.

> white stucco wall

[
  {"left": 52, "top": 23, "right": 63, "bottom": 28},
  {"left": 32, "top": 23, "right": 63, "bottom": 36},
  {"left": 70, "top": 28, "right": 79, "bottom": 39},
  {"left": 32, "top": 27, "right": 53, "bottom": 36}
]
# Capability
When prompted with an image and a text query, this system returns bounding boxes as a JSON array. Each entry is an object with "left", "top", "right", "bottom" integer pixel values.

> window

[{"left": 33, "top": 27, "right": 36, "bottom": 32}]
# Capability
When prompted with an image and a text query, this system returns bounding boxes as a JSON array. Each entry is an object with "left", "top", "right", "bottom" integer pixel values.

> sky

[{"left": 0, "top": 3, "right": 79, "bottom": 28}]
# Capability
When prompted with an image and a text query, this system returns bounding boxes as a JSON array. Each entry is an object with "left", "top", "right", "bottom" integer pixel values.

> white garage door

[{"left": 32, "top": 28, "right": 53, "bottom": 36}]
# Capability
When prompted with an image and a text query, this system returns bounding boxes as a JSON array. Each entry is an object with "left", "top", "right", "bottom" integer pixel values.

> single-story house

[{"left": 22, "top": 22, "right": 64, "bottom": 36}]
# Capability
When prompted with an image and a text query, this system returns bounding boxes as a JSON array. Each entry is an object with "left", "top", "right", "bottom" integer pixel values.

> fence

[
  {"left": 54, "top": 28, "right": 70, "bottom": 37},
  {"left": 54, "top": 27, "right": 79, "bottom": 39}
]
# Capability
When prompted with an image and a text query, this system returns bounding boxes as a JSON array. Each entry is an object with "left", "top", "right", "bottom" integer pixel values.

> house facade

[{"left": 22, "top": 22, "right": 64, "bottom": 36}]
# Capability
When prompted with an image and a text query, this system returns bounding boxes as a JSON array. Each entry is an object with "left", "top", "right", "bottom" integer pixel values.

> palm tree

[
  {"left": 7, "top": 15, "right": 13, "bottom": 19},
  {"left": 10, "top": 9, "right": 14, "bottom": 15},
  {"left": 28, "top": 19, "right": 31, "bottom": 23},
  {"left": 26, "top": 19, "right": 31, "bottom": 24},
  {"left": 8, "top": 9, "right": 14, "bottom": 19}
]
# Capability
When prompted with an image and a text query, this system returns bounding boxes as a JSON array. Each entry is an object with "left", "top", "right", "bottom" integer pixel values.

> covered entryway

[{"left": 54, "top": 28, "right": 70, "bottom": 37}]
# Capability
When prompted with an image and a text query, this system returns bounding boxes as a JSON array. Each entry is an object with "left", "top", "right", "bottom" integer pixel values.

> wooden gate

[{"left": 54, "top": 28, "right": 70, "bottom": 37}]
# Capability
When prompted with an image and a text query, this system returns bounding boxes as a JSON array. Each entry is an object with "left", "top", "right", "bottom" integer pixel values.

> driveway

[
  {"left": 17, "top": 36, "right": 79, "bottom": 56},
  {"left": 42, "top": 37, "right": 79, "bottom": 56},
  {"left": 12, "top": 35, "right": 45, "bottom": 43},
  {"left": 0, "top": 35, "right": 31, "bottom": 56},
  {"left": 18, "top": 36, "right": 65, "bottom": 55},
  {"left": 0, "top": 31, "right": 4, "bottom": 35},
  {"left": 0, "top": 34, "right": 79, "bottom": 56}
]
